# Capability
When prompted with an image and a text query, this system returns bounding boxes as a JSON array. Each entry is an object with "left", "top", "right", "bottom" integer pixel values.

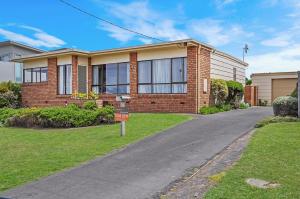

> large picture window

[
  {"left": 58, "top": 65, "right": 72, "bottom": 95},
  {"left": 138, "top": 57, "right": 187, "bottom": 94},
  {"left": 92, "top": 62, "right": 130, "bottom": 94},
  {"left": 23, "top": 67, "right": 48, "bottom": 83}
]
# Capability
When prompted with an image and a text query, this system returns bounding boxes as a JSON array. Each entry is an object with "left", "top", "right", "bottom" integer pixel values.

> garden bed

[{"left": 0, "top": 103, "right": 114, "bottom": 128}]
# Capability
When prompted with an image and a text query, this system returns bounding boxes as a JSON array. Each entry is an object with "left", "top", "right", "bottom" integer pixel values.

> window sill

[
  {"left": 56, "top": 95, "right": 72, "bottom": 98},
  {"left": 22, "top": 82, "right": 48, "bottom": 86}
]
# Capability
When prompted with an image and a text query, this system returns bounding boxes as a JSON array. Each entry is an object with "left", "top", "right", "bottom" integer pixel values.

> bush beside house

[
  {"left": 226, "top": 80, "right": 244, "bottom": 108},
  {"left": 211, "top": 79, "right": 228, "bottom": 106},
  {"left": 200, "top": 79, "right": 246, "bottom": 115},
  {"left": 0, "top": 81, "right": 21, "bottom": 108}
]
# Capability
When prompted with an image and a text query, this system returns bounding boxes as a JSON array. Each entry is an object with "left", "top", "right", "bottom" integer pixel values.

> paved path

[{"left": 1, "top": 107, "right": 272, "bottom": 199}]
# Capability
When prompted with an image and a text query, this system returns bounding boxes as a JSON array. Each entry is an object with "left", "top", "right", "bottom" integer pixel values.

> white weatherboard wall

[
  {"left": 137, "top": 47, "right": 187, "bottom": 61},
  {"left": 91, "top": 53, "right": 129, "bottom": 65},
  {"left": 0, "top": 61, "right": 15, "bottom": 82},
  {"left": 23, "top": 59, "right": 47, "bottom": 69},
  {"left": 210, "top": 52, "right": 246, "bottom": 85},
  {"left": 252, "top": 72, "right": 298, "bottom": 105}
]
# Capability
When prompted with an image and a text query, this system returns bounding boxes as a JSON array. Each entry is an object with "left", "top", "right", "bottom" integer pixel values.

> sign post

[{"left": 115, "top": 96, "right": 130, "bottom": 136}]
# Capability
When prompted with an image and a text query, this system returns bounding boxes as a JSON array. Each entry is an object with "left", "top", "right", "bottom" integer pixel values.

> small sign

[{"left": 114, "top": 113, "right": 129, "bottom": 122}]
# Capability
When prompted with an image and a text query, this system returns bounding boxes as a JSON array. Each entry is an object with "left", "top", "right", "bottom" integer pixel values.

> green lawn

[
  {"left": 205, "top": 122, "right": 300, "bottom": 199},
  {"left": 0, "top": 113, "right": 191, "bottom": 192}
]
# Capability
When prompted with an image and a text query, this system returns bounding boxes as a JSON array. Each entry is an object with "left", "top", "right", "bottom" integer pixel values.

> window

[
  {"left": 92, "top": 62, "right": 130, "bottom": 94},
  {"left": 23, "top": 67, "right": 48, "bottom": 83},
  {"left": 233, "top": 68, "right": 237, "bottom": 81},
  {"left": 138, "top": 57, "right": 187, "bottom": 94},
  {"left": 0, "top": 54, "right": 11, "bottom": 62},
  {"left": 58, "top": 65, "right": 72, "bottom": 95},
  {"left": 15, "top": 63, "right": 23, "bottom": 83}
]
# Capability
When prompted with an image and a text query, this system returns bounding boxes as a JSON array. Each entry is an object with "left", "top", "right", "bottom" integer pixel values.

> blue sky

[{"left": 0, "top": 0, "right": 299, "bottom": 76}]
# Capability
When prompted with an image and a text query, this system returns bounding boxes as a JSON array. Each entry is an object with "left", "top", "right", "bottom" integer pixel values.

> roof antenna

[{"left": 243, "top": 44, "right": 249, "bottom": 62}]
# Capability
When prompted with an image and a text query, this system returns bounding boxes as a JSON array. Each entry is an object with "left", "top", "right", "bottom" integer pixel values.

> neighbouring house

[
  {"left": 0, "top": 41, "right": 44, "bottom": 82},
  {"left": 251, "top": 72, "right": 298, "bottom": 105},
  {"left": 13, "top": 39, "right": 248, "bottom": 113}
]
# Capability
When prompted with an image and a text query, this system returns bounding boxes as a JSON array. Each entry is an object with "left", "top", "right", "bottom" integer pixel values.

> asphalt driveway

[{"left": 1, "top": 107, "right": 272, "bottom": 199}]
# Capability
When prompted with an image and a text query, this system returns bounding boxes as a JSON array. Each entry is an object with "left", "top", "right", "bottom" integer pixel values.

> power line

[{"left": 59, "top": 0, "right": 164, "bottom": 42}]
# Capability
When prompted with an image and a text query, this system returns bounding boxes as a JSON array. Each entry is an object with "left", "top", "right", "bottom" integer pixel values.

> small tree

[
  {"left": 211, "top": 79, "right": 228, "bottom": 106},
  {"left": 226, "top": 80, "right": 244, "bottom": 108},
  {"left": 245, "top": 78, "right": 252, "bottom": 85}
]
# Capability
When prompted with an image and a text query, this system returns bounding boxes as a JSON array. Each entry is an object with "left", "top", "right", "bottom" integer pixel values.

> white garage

[{"left": 251, "top": 72, "right": 298, "bottom": 105}]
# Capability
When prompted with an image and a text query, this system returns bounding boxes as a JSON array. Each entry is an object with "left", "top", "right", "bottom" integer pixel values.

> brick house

[{"left": 14, "top": 39, "right": 248, "bottom": 113}]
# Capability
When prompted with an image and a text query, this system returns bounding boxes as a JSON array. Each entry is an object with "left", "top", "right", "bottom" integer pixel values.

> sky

[{"left": 0, "top": 0, "right": 300, "bottom": 77}]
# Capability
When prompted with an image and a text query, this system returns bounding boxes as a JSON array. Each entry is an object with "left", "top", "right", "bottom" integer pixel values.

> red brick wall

[
  {"left": 72, "top": 55, "right": 78, "bottom": 93},
  {"left": 22, "top": 57, "right": 87, "bottom": 107},
  {"left": 21, "top": 46, "right": 212, "bottom": 113},
  {"left": 198, "top": 47, "right": 211, "bottom": 109},
  {"left": 88, "top": 57, "right": 92, "bottom": 91}
]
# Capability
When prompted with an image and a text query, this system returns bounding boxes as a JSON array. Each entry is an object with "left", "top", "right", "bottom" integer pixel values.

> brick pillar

[
  {"left": 187, "top": 46, "right": 198, "bottom": 113},
  {"left": 198, "top": 47, "right": 211, "bottom": 109},
  {"left": 48, "top": 57, "right": 58, "bottom": 96},
  {"left": 88, "top": 57, "right": 92, "bottom": 92},
  {"left": 130, "top": 52, "right": 138, "bottom": 97},
  {"left": 72, "top": 55, "right": 78, "bottom": 94}
]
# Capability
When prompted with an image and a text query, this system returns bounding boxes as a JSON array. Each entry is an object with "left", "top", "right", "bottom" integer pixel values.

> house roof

[
  {"left": 12, "top": 39, "right": 248, "bottom": 66},
  {"left": 251, "top": 71, "right": 298, "bottom": 77},
  {"left": 0, "top": 40, "right": 45, "bottom": 53}
]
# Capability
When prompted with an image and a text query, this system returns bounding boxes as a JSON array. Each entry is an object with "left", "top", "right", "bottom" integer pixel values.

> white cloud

[
  {"left": 0, "top": 25, "right": 65, "bottom": 48},
  {"left": 214, "top": 0, "right": 238, "bottom": 8},
  {"left": 189, "top": 19, "right": 251, "bottom": 46},
  {"left": 261, "top": 35, "right": 292, "bottom": 47},
  {"left": 96, "top": 1, "right": 251, "bottom": 46},
  {"left": 97, "top": 1, "right": 188, "bottom": 43},
  {"left": 246, "top": 45, "right": 300, "bottom": 76}
]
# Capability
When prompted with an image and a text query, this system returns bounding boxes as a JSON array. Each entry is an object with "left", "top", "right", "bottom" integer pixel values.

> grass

[
  {"left": 0, "top": 113, "right": 191, "bottom": 192},
  {"left": 205, "top": 122, "right": 300, "bottom": 199}
]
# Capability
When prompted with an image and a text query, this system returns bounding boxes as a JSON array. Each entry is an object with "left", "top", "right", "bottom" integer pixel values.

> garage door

[{"left": 272, "top": 78, "right": 297, "bottom": 102}]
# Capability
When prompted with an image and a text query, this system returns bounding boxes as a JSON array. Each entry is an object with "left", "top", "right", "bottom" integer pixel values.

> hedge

[{"left": 1, "top": 105, "right": 115, "bottom": 128}]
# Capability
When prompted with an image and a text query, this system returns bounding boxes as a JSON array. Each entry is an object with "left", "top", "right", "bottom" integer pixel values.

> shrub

[
  {"left": 98, "top": 105, "right": 115, "bottom": 123},
  {"left": 199, "top": 104, "right": 232, "bottom": 115},
  {"left": 0, "top": 91, "right": 19, "bottom": 108},
  {"left": 6, "top": 106, "right": 116, "bottom": 128},
  {"left": 0, "top": 81, "right": 21, "bottom": 108},
  {"left": 245, "top": 78, "right": 252, "bottom": 85},
  {"left": 83, "top": 101, "right": 97, "bottom": 110},
  {"left": 211, "top": 79, "right": 228, "bottom": 106},
  {"left": 226, "top": 80, "right": 244, "bottom": 108},
  {"left": 258, "top": 99, "right": 268, "bottom": 106},
  {"left": 66, "top": 103, "right": 80, "bottom": 110},
  {"left": 273, "top": 96, "right": 298, "bottom": 117},
  {"left": 255, "top": 116, "right": 300, "bottom": 128},
  {"left": 200, "top": 106, "right": 220, "bottom": 115},
  {"left": 7, "top": 108, "right": 41, "bottom": 128},
  {"left": 0, "top": 108, "right": 20, "bottom": 126},
  {"left": 239, "top": 102, "right": 250, "bottom": 109},
  {"left": 211, "top": 79, "right": 228, "bottom": 104}
]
